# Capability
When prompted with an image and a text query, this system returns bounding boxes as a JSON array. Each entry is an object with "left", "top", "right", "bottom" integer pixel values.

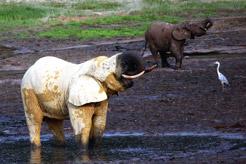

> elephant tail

[{"left": 141, "top": 40, "right": 148, "bottom": 57}]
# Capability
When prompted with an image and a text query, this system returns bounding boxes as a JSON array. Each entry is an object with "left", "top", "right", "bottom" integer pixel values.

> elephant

[
  {"left": 21, "top": 52, "right": 154, "bottom": 149},
  {"left": 143, "top": 18, "right": 213, "bottom": 69}
]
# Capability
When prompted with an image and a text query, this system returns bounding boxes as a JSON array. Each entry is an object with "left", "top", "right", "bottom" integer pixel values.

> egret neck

[{"left": 216, "top": 62, "right": 220, "bottom": 75}]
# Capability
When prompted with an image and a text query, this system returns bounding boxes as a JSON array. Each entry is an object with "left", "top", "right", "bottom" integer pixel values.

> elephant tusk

[
  {"left": 114, "top": 52, "right": 123, "bottom": 56},
  {"left": 200, "top": 27, "right": 207, "bottom": 32},
  {"left": 122, "top": 70, "right": 145, "bottom": 79}
]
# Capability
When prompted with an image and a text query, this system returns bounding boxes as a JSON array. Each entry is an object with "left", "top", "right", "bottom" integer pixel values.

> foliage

[{"left": 0, "top": 0, "right": 245, "bottom": 40}]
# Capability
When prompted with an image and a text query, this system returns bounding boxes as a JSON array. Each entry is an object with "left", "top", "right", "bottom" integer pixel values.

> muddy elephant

[
  {"left": 21, "top": 52, "right": 153, "bottom": 149},
  {"left": 144, "top": 18, "right": 213, "bottom": 68}
]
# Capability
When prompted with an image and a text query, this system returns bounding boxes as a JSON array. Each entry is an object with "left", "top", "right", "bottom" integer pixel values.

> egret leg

[{"left": 222, "top": 83, "right": 225, "bottom": 91}]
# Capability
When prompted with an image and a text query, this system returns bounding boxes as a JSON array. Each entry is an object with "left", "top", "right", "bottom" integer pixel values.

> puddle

[
  {"left": 159, "top": 132, "right": 246, "bottom": 140},
  {"left": 112, "top": 93, "right": 185, "bottom": 103},
  {"left": 0, "top": 131, "right": 245, "bottom": 163},
  {"left": 104, "top": 131, "right": 144, "bottom": 137}
]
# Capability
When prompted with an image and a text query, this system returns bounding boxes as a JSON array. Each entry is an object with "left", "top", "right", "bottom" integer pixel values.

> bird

[{"left": 214, "top": 61, "right": 229, "bottom": 90}]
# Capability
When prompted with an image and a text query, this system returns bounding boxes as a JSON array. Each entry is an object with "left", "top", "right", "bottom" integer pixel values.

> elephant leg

[
  {"left": 79, "top": 117, "right": 93, "bottom": 149},
  {"left": 45, "top": 118, "right": 65, "bottom": 144},
  {"left": 160, "top": 53, "right": 170, "bottom": 68},
  {"left": 21, "top": 89, "right": 43, "bottom": 147},
  {"left": 89, "top": 100, "right": 108, "bottom": 148},
  {"left": 149, "top": 46, "right": 159, "bottom": 66},
  {"left": 175, "top": 54, "right": 182, "bottom": 69},
  {"left": 68, "top": 103, "right": 94, "bottom": 149},
  {"left": 170, "top": 43, "right": 184, "bottom": 69}
]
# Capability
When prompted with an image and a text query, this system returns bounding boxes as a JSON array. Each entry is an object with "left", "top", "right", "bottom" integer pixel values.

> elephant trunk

[{"left": 203, "top": 18, "right": 213, "bottom": 30}]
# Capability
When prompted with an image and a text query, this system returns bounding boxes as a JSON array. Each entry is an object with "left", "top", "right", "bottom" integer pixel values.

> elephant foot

[{"left": 75, "top": 135, "right": 90, "bottom": 150}]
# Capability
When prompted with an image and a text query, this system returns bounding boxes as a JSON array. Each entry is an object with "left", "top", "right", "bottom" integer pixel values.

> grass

[
  {"left": 67, "top": 14, "right": 181, "bottom": 26},
  {"left": 0, "top": 3, "right": 46, "bottom": 20},
  {"left": 0, "top": 3, "right": 48, "bottom": 31},
  {"left": 38, "top": 14, "right": 182, "bottom": 40},
  {"left": 0, "top": 0, "right": 245, "bottom": 40},
  {"left": 142, "top": 0, "right": 246, "bottom": 18},
  {"left": 72, "top": 0, "right": 122, "bottom": 10},
  {"left": 39, "top": 25, "right": 146, "bottom": 40}
]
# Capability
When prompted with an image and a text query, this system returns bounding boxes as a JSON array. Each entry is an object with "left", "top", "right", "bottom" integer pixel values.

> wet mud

[
  {"left": 0, "top": 133, "right": 245, "bottom": 163},
  {"left": 0, "top": 16, "right": 246, "bottom": 163}
]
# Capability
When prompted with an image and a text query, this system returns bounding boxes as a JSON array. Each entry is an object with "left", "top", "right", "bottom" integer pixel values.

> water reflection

[
  {"left": 0, "top": 135, "right": 245, "bottom": 163},
  {"left": 30, "top": 148, "right": 41, "bottom": 164},
  {"left": 29, "top": 145, "right": 106, "bottom": 164}
]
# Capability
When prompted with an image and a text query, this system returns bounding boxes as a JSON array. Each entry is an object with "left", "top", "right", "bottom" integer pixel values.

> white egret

[{"left": 214, "top": 61, "right": 229, "bottom": 89}]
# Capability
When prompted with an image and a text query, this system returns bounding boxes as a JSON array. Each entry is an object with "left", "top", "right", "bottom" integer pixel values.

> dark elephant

[{"left": 143, "top": 18, "right": 213, "bottom": 69}]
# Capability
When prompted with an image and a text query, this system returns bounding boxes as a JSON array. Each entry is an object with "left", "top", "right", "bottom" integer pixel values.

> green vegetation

[
  {"left": 0, "top": 3, "right": 48, "bottom": 31},
  {"left": 0, "top": 0, "right": 245, "bottom": 40},
  {"left": 38, "top": 13, "right": 181, "bottom": 40},
  {"left": 0, "top": 3, "right": 46, "bottom": 20},
  {"left": 39, "top": 25, "right": 146, "bottom": 40},
  {"left": 72, "top": 0, "right": 122, "bottom": 10},
  {"left": 141, "top": 0, "right": 246, "bottom": 19}
]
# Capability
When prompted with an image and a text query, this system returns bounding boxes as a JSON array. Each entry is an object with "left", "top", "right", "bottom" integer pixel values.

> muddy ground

[{"left": 0, "top": 17, "right": 245, "bottom": 163}]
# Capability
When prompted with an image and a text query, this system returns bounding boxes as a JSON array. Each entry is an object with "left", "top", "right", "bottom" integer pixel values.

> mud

[
  {"left": 0, "top": 133, "right": 245, "bottom": 163},
  {"left": 0, "top": 16, "right": 246, "bottom": 163}
]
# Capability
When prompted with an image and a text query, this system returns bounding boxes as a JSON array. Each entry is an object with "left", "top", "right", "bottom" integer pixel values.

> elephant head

[
  {"left": 80, "top": 52, "right": 155, "bottom": 93},
  {"left": 188, "top": 18, "right": 213, "bottom": 38},
  {"left": 172, "top": 18, "right": 213, "bottom": 40},
  {"left": 116, "top": 52, "right": 145, "bottom": 79},
  {"left": 68, "top": 52, "right": 156, "bottom": 106},
  {"left": 113, "top": 52, "right": 147, "bottom": 89}
]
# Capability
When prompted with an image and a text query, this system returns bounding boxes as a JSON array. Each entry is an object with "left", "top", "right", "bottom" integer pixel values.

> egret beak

[{"left": 213, "top": 61, "right": 220, "bottom": 66}]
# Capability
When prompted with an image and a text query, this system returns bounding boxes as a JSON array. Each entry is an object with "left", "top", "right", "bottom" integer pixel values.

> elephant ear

[
  {"left": 172, "top": 27, "right": 191, "bottom": 41},
  {"left": 68, "top": 75, "right": 107, "bottom": 106}
]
